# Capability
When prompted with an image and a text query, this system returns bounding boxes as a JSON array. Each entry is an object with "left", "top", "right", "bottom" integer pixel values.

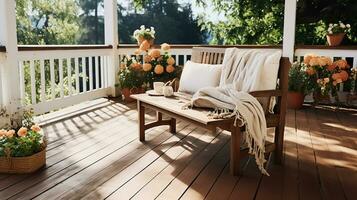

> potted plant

[
  {"left": 287, "top": 62, "right": 311, "bottom": 109},
  {"left": 118, "top": 56, "right": 146, "bottom": 103},
  {"left": 133, "top": 25, "right": 155, "bottom": 46},
  {"left": 326, "top": 22, "right": 351, "bottom": 46},
  {"left": 303, "top": 54, "right": 351, "bottom": 104},
  {"left": 0, "top": 108, "right": 47, "bottom": 173}
]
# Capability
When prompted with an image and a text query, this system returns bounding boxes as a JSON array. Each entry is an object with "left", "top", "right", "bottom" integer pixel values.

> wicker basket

[{"left": 0, "top": 149, "right": 46, "bottom": 173}]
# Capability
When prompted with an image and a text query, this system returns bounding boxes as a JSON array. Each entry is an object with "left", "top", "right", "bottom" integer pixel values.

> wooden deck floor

[{"left": 0, "top": 98, "right": 356, "bottom": 200}]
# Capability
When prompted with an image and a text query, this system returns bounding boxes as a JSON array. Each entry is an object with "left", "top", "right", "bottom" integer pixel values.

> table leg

[
  {"left": 170, "top": 118, "right": 176, "bottom": 134},
  {"left": 138, "top": 101, "right": 145, "bottom": 142},
  {"left": 230, "top": 125, "right": 241, "bottom": 176}
]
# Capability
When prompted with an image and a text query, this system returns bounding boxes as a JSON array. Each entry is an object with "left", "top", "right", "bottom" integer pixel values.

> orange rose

[
  {"left": 149, "top": 49, "right": 161, "bottom": 58},
  {"left": 0, "top": 129, "right": 6, "bottom": 137},
  {"left": 131, "top": 63, "right": 142, "bottom": 70},
  {"left": 166, "top": 65, "right": 175, "bottom": 73},
  {"left": 339, "top": 70, "right": 349, "bottom": 81},
  {"left": 309, "top": 57, "right": 320, "bottom": 66},
  {"left": 303, "top": 54, "right": 315, "bottom": 65},
  {"left": 6, "top": 130, "right": 15, "bottom": 138},
  {"left": 161, "top": 43, "right": 170, "bottom": 51},
  {"left": 327, "top": 63, "right": 337, "bottom": 71},
  {"left": 332, "top": 73, "right": 341, "bottom": 80},
  {"left": 140, "top": 40, "right": 151, "bottom": 51},
  {"left": 143, "top": 63, "right": 152, "bottom": 72},
  {"left": 306, "top": 67, "right": 315, "bottom": 75},
  {"left": 144, "top": 55, "right": 152, "bottom": 63},
  {"left": 154, "top": 65, "right": 164, "bottom": 74},
  {"left": 167, "top": 57, "right": 175, "bottom": 65},
  {"left": 335, "top": 60, "right": 348, "bottom": 69},
  {"left": 17, "top": 127, "right": 28, "bottom": 137},
  {"left": 31, "top": 124, "right": 41, "bottom": 132}
]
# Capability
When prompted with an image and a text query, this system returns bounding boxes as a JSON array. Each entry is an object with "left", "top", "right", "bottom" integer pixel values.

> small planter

[
  {"left": 287, "top": 92, "right": 305, "bottom": 109},
  {"left": 0, "top": 149, "right": 46, "bottom": 173},
  {"left": 326, "top": 33, "right": 345, "bottom": 46},
  {"left": 121, "top": 87, "right": 145, "bottom": 103}
]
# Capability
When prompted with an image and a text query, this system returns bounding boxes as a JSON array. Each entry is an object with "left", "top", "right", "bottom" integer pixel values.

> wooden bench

[{"left": 131, "top": 47, "right": 290, "bottom": 175}]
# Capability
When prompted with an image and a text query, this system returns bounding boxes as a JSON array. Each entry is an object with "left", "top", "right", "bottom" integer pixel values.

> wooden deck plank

[
  {"left": 0, "top": 99, "right": 355, "bottom": 200},
  {"left": 295, "top": 109, "right": 322, "bottom": 200},
  {"left": 6, "top": 117, "right": 188, "bottom": 199},
  {"left": 155, "top": 131, "right": 231, "bottom": 200},
  {"left": 307, "top": 109, "right": 348, "bottom": 200},
  {"left": 0, "top": 108, "right": 141, "bottom": 192},
  {"left": 55, "top": 123, "right": 203, "bottom": 200},
  {"left": 107, "top": 127, "right": 217, "bottom": 200}
]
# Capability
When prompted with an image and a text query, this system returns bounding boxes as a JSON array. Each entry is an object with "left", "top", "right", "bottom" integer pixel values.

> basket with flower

[
  {"left": 303, "top": 54, "right": 351, "bottom": 104},
  {"left": 0, "top": 108, "right": 46, "bottom": 173},
  {"left": 133, "top": 25, "right": 155, "bottom": 46},
  {"left": 326, "top": 21, "right": 351, "bottom": 46}
]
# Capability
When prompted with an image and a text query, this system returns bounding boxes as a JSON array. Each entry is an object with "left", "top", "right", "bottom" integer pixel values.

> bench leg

[
  {"left": 274, "top": 125, "right": 284, "bottom": 164},
  {"left": 138, "top": 101, "right": 145, "bottom": 142},
  {"left": 170, "top": 118, "right": 176, "bottom": 134},
  {"left": 230, "top": 125, "right": 241, "bottom": 176}
]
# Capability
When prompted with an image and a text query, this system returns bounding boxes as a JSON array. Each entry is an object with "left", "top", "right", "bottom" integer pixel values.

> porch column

[
  {"left": 282, "top": 0, "right": 297, "bottom": 62},
  {"left": 0, "top": 0, "right": 21, "bottom": 113},
  {"left": 104, "top": 0, "right": 119, "bottom": 97}
]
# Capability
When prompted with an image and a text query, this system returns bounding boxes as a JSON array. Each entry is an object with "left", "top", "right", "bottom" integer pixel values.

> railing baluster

[
  {"left": 75, "top": 57, "right": 79, "bottom": 94},
  {"left": 19, "top": 61, "right": 25, "bottom": 104},
  {"left": 50, "top": 59, "right": 55, "bottom": 100},
  {"left": 89, "top": 56, "right": 93, "bottom": 91},
  {"left": 353, "top": 57, "right": 357, "bottom": 67},
  {"left": 100, "top": 56, "right": 104, "bottom": 88},
  {"left": 95, "top": 56, "right": 99, "bottom": 89},
  {"left": 29, "top": 60, "right": 36, "bottom": 104},
  {"left": 59, "top": 58, "right": 64, "bottom": 98},
  {"left": 67, "top": 58, "right": 72, "bottom": 96},
  {"left": 40, "top": 59, "right": 46, "bottom": 102},
  {"left": 82, "top": 57, "right": 87, "bottom": 92}
]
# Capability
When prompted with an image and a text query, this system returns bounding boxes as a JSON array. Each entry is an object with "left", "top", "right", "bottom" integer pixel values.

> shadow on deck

[{"left": 0, "top": 98, "right": 356, "bottom": 200}]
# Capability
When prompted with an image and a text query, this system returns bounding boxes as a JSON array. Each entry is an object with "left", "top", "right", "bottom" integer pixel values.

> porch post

[
  {"left": 104, "top": 0, "right": 119, "bottom": 97},
  {"left": 282, "top": 0, "right": 297, "bottom": 62},
  {"left": 0, "top": 0, "right": 21, "bottom": 113}
]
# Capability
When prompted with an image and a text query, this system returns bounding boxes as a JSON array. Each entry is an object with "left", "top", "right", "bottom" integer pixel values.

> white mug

[
  {"left": 163, "top": 86, "right": 174, "bottom": 97},
  {"left": 153, "top": 82, "right": 164, "bottom": 94}
]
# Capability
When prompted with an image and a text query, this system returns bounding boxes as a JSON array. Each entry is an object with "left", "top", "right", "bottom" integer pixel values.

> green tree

[
  {"left": 195, "top": 0, "right": 357, "bottom": 45},
  {"left": 119, "top": 0, "right": 206, "bottom": 44},
  {"left": 16, "top": 0, "right": 81, "bottom": 45}
]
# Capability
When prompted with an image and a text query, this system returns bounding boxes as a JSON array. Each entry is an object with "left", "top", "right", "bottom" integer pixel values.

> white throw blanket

[{"left": 185, "top": 48, "right": 279, "bottom": 175}]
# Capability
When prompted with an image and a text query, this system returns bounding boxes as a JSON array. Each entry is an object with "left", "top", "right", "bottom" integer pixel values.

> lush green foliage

[
  {"left": 195, "top": 0, "right": 357, "bottom": 45},
  {"left": 288, "top": 62, "right": 312, "bottom": 94},
  {"left": 0, "top": 130, "right": 43, "bottom": 157}
]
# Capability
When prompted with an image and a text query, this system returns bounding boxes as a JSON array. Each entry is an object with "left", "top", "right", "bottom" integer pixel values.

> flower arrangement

[
  {"left": 288, "top": 62, "right": 312, "bottom": 95},
  {"left": 303, "top": 54, "right": 350, "bottom": 98},
  {"left": 0, "top": 108, "right": 46, "bottom": 158},
  {"left": 118, "top": 26, "right": 180, "bottom": 102},
  {"left": 327, "top": 22, "right": 351, "bottom": 35},
  {"left": 133, "top": 25, "right": 155, "bottom": 46}
]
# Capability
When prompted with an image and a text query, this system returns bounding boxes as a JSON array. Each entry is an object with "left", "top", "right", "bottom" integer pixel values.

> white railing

[
  {"left": 0, "top": 48, "right": 6, "bottom": 106},
  {"left": 17, "top": 45, "right": 113, "bottom": 114},
  {"left": 118, "top": 44, "right": 193, "bottom": 66},
  {"left": 295, "top": 46, "right": 357, "bottom": 67}
]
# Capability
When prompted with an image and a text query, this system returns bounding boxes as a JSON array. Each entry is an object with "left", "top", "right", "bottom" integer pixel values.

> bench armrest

[{"left": 249, "top": 90, "right": 282, "bottom": 97}]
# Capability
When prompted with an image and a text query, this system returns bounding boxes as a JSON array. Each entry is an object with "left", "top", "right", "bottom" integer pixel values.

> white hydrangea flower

[
  {"left": 140, "top": 25, "right": 145, "bottom": 30},
  {"left": 328, "top": 27, "right": 332, "bottom": 31},
  {"left": 334, "top": 24, "right": 338, "bottom": 27},
  {"left": 329, "top": 23, "right": 333, "bottom": 27},
  {"left": 346, "top": 24, "right": 351, "bottom": 28},
  {"left": 340, "top": 24, "right": 346, "bottom": 28},
  {"left": 328, "top": 31, "right": 333, "bottom": 34}
]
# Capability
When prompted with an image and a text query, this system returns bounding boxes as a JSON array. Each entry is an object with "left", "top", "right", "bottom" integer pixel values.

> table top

[{"left": 131, "top": 93, "right": 231, "bottom": 125}]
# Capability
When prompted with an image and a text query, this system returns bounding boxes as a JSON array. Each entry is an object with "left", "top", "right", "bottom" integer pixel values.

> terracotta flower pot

[
  {"left": 326, "top": 33, "right": 345, "bottom": 46},
  {"left": 121, "top": 87, "right": 146, "bottom": 103},
  {"left": 287, "top": 92, "right": 305, "bottom": 109}
]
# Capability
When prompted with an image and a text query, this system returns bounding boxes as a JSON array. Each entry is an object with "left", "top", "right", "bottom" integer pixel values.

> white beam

[
  {"left": 282, "top": 0, "right": 297, "bottom": 62},
  {"left": 0, "top": 0, "right": 21, "bottom": 113},
  {"left": 104, "top": 0, "right": 119, "bottom": 97}
]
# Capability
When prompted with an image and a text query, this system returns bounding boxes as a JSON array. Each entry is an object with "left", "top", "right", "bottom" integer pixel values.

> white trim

[
  {"left": 28, "top": 88, "right": 110, "bottom": 115},
  {"left": 282, "top": 0, "right": 297, "bottom": 62}
]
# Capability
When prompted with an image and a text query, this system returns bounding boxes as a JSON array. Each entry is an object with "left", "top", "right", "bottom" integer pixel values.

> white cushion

[
  {"left": 257, "top": 50, "right": 282, "bottom": 91},
  {"left": 179, "top": 61, "right": 222, "bottom": 94}
]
